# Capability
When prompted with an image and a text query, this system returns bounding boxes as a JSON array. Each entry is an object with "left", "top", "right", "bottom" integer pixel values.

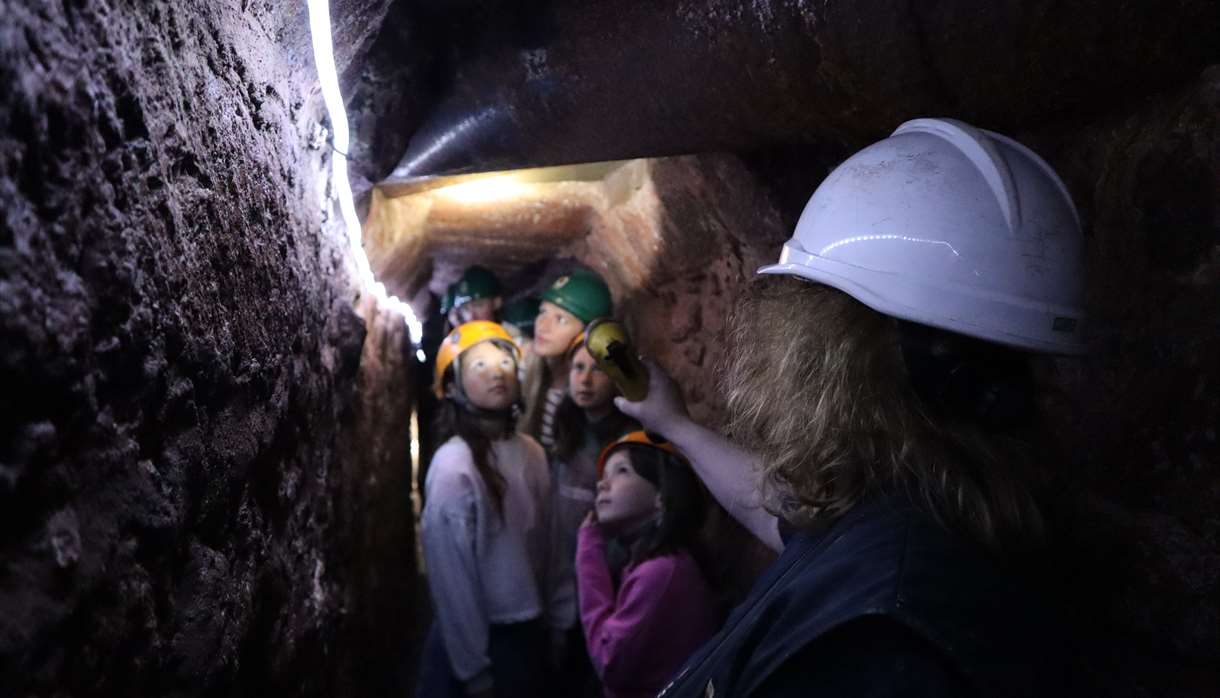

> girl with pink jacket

[{"left": 576, "top": 432, "right": 721, "bottom": 698}]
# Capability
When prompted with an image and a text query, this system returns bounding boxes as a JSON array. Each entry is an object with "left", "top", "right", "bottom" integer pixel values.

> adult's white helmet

[{"left": 759, "top": 118, "right": 1085, "bottom": 354}]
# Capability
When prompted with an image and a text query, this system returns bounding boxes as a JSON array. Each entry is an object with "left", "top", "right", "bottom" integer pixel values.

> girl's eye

[
  {"left": 556, "top": 315, "right": 568, "bottom": 326},
  {"left": 500, "top": 359, "right": 513, "bottom": 369}
]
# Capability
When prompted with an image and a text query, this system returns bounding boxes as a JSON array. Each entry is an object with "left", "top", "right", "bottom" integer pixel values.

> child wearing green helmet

[
  {"left": 438, "top": 284, "right": 459, "bottom": 332},
  {"left": 452, "top": 265, "right": 503, "bottom": 325},
  {"left": 519, "top": 269, "right": 613, "bottom": 451}
]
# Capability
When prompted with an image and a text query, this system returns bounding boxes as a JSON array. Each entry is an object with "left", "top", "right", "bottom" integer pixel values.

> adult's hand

[
  {"left": 617, "top": 359, "right": 783, "bottom": 552},
  {"left": 613, "top": 359, "right": 690, "bottom": 438}
]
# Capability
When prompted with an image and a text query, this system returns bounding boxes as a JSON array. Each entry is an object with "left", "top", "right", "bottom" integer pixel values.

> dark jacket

[{"left": 659, "top": 496, "right": 1063, "bottom": 697}]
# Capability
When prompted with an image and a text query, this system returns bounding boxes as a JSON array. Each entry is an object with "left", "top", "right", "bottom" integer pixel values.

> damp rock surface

[
  {"left": 1034, "top": 68, "right": 1220, "bottom": 698},
  {"left": 0, "top": 1, "right": 413, "bottom": 696}
]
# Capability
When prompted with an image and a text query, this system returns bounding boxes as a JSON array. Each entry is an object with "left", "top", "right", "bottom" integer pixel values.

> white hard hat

[{"left": 759, "top": 118, "right": 1085, "bottom": 355}]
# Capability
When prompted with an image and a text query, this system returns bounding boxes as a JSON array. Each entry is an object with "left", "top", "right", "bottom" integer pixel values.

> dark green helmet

[
  {"left": 439, "top": 285, "right": 457, "bottom": 315},
  {"left": 501, "top": 297, "right": 541, "bottom": 337},
  {"left": 452, "top": 266, "right": 502, "bottom": 309},
  {"left": 541, "top": 269, "right": 612, "bottom": 324}
]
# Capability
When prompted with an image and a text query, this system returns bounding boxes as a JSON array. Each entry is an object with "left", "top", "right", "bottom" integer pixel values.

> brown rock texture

[
  {"left": 1032, "top": 67, "right": 1220, "bottom": 698},
  {"left": 0, "top": 1, "right": 417, "bottom": 696}
]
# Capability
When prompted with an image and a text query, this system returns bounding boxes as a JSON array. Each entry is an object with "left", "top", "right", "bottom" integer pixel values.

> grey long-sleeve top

[
  {"left": 421, "top": 434, "right": 556, "bottom": 692},
  {"left": 547, "top": 431, "right": 601, "bottom": 630}
]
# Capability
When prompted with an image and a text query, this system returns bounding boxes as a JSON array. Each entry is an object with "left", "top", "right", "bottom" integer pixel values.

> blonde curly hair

[{"left": 719, "top": 275, "right": 1044, "bottom": 555}]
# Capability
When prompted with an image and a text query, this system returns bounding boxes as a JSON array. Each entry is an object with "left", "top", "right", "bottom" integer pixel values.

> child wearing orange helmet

[{"left": 575, "top": 432, "right": 720, "bottom": 698}]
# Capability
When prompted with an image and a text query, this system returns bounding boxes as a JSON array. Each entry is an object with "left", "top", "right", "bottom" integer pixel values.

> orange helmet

[
  {"left": 434, "top": 321, "right": 520, "bottom": 398},
  {"left": 596, "top": 430, "right": 686, "bottom": 478},
  {"left": 566, "top": 330, "right": 588, "bottom": 358}
]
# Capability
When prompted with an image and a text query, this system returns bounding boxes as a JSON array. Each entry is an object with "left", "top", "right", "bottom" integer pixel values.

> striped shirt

[{"left": 539, "top": 387, "right": 565, "bottom": 450}]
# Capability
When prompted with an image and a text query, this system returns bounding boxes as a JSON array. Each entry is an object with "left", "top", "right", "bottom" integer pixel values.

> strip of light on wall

[{"left": 306, "top": 0, "right": 426, "bottom": 361}]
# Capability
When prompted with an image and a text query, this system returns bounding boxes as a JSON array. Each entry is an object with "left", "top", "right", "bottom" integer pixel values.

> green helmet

[
  {"left": 439, "top": 285, "right": 457, "bottom": 315},
  {"left": 452, "top": 266, "right": 502, "bottom": 309},
  {"left": 501, "top": 297, "right": 541, "bottom": 337},
  {"left": 541, "top": 269, "right": 612, "bottom": 324}
]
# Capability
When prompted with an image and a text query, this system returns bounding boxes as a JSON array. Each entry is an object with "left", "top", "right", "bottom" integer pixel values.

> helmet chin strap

[{"left": 454, "top": 394, "right": 520, "bottom": 423}]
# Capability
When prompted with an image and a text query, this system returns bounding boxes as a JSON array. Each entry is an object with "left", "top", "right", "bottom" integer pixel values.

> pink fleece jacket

[{"left": 576, "top": 524, "right": 720, "bottom": 698}]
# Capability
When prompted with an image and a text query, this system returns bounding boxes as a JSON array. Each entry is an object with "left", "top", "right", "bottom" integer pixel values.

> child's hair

[
  {"left": 517, "top": 356, "right": 552, "bottom": 440},
  {"left": 618, "top": 445, "right": 707, "bottom": 565}
]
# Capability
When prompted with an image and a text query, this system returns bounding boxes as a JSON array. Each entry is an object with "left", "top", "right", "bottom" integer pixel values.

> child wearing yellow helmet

[
  {"left": 418, "top": 321, "right": 563, "bottom": 698},
  {"left": 451, "top": 265, "right": 503, "bottom": 325}
]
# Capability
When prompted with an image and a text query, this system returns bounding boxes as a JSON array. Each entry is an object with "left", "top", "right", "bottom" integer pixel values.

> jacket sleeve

[
  {"left": 576, "top": 525, "right": 677, "bottom": 690},
  {"left": 421, "top": 470, "right": 493, "bottom": 693}
]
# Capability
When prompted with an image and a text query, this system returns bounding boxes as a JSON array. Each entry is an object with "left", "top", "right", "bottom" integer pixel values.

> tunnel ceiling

[
  {"left": 362, "top": 160, "right": 630, "bottom": 303},
  {"left": 349, "top": 0, "right": 1220, "bottom": 182},
  {"left": 343, "top": 0, "right": 1220, "bottom": 303}
]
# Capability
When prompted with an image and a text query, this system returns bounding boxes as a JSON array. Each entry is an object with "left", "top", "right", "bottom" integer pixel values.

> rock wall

[
  {"left": 0, "top": 1, "right": 416, "bottom": 695},
  {"left": 1033, "top": 67, "right": 1220, "bottom": 698}
]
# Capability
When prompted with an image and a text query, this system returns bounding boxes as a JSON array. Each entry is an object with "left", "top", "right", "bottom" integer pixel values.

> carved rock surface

[
  {"left": 0, "top": 1, "right": 415, "bottom": 696},
  {"left": 1034, "top": 68, "right": 1220, "bottom": 698}
]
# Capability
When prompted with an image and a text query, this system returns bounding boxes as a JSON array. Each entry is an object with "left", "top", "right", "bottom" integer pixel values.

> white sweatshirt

[{"left": 421, "top": 433, "right": 555, "bottom": 691}]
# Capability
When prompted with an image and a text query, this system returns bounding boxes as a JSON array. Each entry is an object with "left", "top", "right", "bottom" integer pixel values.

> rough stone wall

[
  {"left": 344, "top": 0, "right": 435, "bottom": 200},
  {"left": 1032, "top": 67, "right": 1220, "bottom": 698},
  {"left": 335, "top": 297, "right": 418, "bottom": 696},
  {"left": 0, "top": 1, "right": 414, "bottom": 696}
]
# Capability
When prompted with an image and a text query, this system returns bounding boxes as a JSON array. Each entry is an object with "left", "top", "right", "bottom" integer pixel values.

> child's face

[
  {"left": 596, "top": 451, "right": 659, "bottom": 533},
  {"left": 458, "top": 341, "right": 519, "bottom": 410},
  {"left": 534, "top": 301, "right": 583, "bottom": 358},
  {"left": 569, "top": 346, "right": 615, "bottom": 411}
]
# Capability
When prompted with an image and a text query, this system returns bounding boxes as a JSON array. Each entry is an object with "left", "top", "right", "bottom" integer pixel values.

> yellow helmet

[
  {"left": 596, "top": 430, "right": 686, "bottom": 478},
  {"left": 434, "top": 321, "right": 520, "bottom": 398}
]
